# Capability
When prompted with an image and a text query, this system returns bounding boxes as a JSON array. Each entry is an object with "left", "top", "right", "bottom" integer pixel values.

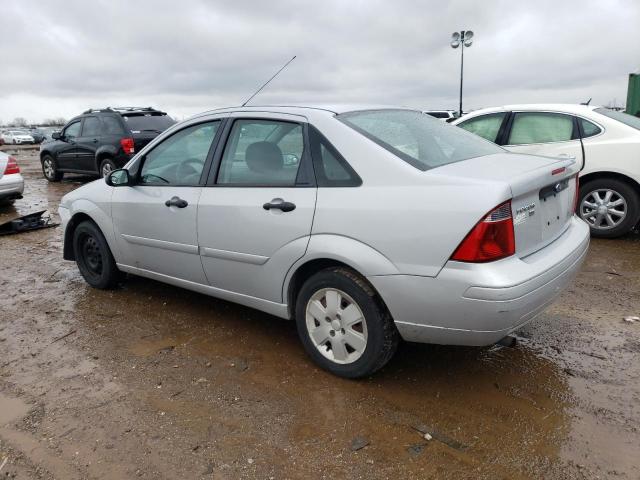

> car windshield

[
  {"left": 594, "top": 108, "right": 640, "bottom": 130},
  {"left": 337, "top": 109, "right": 504, "bottom": 170},
  {"left": 122, "top": 114, "right": 175, "bottom": 133}
]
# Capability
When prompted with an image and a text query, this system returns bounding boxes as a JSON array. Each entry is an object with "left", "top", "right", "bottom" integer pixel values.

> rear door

[
  {"left": 503, "top": 111, "right": 584, "bottom": 164},
  {"left": 111, "top": 119, "right": 223, "bottom": 283},
  {"left": 75, "top": 116, "right": 102, "bottom": 172},
  {"left": 56, "top": 120, "right": 82, "bottom": 170},
  {"left": 197, "top": 113, "right": 316, "bottom": 303}
]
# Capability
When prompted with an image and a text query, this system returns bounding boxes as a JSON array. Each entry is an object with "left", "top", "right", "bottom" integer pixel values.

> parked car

[
  {"left": 0, "top": 151, "right": 24, "bottom": 205},
  {"left": 424, "top": 110, "right": 459, "bottom": 122},
  {"left": 39, "top": 107, "right": 175, "bottom": 181},
  {"left": 59, "top": 106, "right": 589, "bottom": 378},
  {"left": 26, "top": 129, "right": 46, "bottom": 144},
  {"left": 1, "top": 130, "right": 35, "bottom": 145},
  {"left": 453, "top": 104, "right": 640, "bottom": 237}
]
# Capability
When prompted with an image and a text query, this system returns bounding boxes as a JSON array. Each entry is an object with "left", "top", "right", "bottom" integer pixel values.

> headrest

[{"left": 245, "top": 141, "right": 284, "bottom": 174}]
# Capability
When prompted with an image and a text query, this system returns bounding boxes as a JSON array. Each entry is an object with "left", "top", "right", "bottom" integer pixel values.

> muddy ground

[{"left": 0, "top": 145, "right": 638, "bottom": 479}]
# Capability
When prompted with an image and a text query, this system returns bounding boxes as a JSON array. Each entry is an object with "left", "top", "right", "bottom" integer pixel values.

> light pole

[{"left": 450, "top": 30, "right": 474, "bottom": 117}]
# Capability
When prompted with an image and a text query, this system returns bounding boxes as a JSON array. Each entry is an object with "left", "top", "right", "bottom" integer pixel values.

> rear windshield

[
  {"left": 594, "top": 108, "right": 640, "bottom": 130},
  {"left": 337, "top": 109, "right": 503, "bottom": 170},
  {"left": 122, "top": 114, "right": 175, "bottom": 134}
]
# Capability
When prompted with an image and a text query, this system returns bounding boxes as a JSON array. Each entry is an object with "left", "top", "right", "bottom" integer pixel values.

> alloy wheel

[
  {"left": 580, "top": 188, "right": 627, "bottom": 230},
  {"left": 43, "top": 158, "right": 55, "bottom": 179},
  {"left": 101, "top": 162, "right": 113, "bottom": 177},
  {"left": 305, "top": 288, "right": 368, "bottom": 364}
]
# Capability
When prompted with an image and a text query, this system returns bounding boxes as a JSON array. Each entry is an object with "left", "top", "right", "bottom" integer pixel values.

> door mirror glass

[
  {"left": 106, "top": 169, "right": 131, "bottom": 187},
  {"left": 51, "top": 131, "right": 61, "bottom": 140}
]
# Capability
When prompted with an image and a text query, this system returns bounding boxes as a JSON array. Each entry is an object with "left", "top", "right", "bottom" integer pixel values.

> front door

[
  {"left": 504, "top": 111, "right": 584, "bottom": 164},
  {"left": 111, "top": 120, "right": 222, "bottom": 284},
  {"left": 197, "top": 115, "right": 316, "bottom": 303},
  {"left": 56, "top": 120, "right": 82, "bottom": 170},
  {"left": 75, "top": 116, "right": 102, "bottom": 172}
]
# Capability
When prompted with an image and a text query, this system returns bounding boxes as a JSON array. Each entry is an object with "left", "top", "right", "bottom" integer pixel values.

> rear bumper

[
  {"left": 369, "top": 216, "right": 590, "bottom": 346},
  {"left": 0, "top": 173, "right": 25, "bottom": 199}
]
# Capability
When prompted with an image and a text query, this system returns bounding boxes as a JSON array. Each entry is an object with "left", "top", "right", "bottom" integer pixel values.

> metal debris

[{"left": 0, "top": 210, "right": 59, "bottom": 236}]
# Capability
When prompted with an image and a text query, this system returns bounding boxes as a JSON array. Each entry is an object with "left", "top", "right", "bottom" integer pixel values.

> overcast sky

[{"left": 2, "top": 0, "right": 639, "bottom": 124}]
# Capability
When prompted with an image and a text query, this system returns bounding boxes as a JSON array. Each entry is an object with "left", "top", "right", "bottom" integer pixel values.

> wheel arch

[
  {"left": 580, "top": 171, "right": 640, "bottom": 195},
  {"left": 95, "top": 147, "right": 117, "bottom": 171},
  {"left": 284, "top": 234, "right": 400, "bottom": 319},
  {"left": 63, "top": 212, "right": 95, "bottom": 260}
]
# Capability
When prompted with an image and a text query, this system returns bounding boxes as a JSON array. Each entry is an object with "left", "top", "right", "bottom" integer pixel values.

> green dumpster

[{"left": 626, "top": 73, "right": 640, "bottom": 117}]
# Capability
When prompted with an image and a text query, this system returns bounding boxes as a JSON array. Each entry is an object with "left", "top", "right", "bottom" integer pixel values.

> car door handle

[
  {"left": 165, "top": 196, "right": 188, "bottom": 208},
  {"left": 263, "top": 199, "right": 296, "bottom": 212}
]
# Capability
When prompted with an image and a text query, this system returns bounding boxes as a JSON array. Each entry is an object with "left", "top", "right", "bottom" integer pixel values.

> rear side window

[
  {"left": 217, "top": 119, "right": 304, "bottom": 186},
  {"left": 458, "top": 113, "right": 506, "bottom": 143},
  {"left": 81, "top": 117, "right": 101, "bottom": 137},
  {"left": 309, "top": 125, "right": 361, "bottom": 187},
  {"left": 338, "top": 109, "right": 503, "bottom": 171},
  {"left": 122, "top": 114, "right": 175, "bottom": 133},
  {"left": 508, "top": 112, "right": 575, "bottom": 145},
  {"left": 102, "top": 116, "right": 124, "bottom": 135},
  {"left": 579, "top": 118, "right": 602, "bottom": 138}
]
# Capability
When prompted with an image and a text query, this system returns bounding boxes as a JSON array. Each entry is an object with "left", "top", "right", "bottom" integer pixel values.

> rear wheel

[
  {"left": 99, "top": 157, "right": 116, "bottom": 178},
  {"left": 41, "top": 154, "right": 63, "bottom": 182},
  {"left": 295, "top": 267, "right": 399, "bottom": 378},
  {"left": 73, "top": 221, "right": 120, "bottom": 289},
  {"left": 579, "top": 178, "right": 639, "bottom": 238}
]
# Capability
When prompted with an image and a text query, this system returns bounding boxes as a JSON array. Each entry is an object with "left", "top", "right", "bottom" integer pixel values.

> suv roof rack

[{"left": 82, "top": 107, "right": 165, "bottom": 115}]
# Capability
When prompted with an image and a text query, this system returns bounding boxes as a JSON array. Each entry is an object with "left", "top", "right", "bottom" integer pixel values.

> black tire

[
  {"left": 99, "top": 157, "right": 117, "bottom": 178},
  {"left": 73, "top": 221, "right": 121, "bottom": 289},
  {"left": 41, "top": 154, "right": 63, "bottom": 182},
  {"left": 579, "top": 178, "right": 640, "bottom": 238},
  {"left": 295, "top": 267, "right": 399, "bottom": 378}
]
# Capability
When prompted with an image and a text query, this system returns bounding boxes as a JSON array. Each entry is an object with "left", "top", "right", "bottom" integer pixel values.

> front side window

[
  {"left": 217, "top": 119, "right": 304, "bottom": 186},
  {"left": 458, "top": 113, "right": 507, "bottom": 143},
  {"left": 81, "top": 117, "right": 101, "bottom": 137},
  {"left": 139, "top": 121, "right": 219, "bottom": 185},
  {"left": 508, "top": 112, "right": 575, "bottom": 145},
  {"left": 64, "top": 121, "right": 81, "bottom": 140},
  {"left": 338, "top": 109, "right": 503, "bottom": 171}
]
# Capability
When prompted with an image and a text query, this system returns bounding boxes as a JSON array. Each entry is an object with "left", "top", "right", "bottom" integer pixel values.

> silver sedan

[
  {"left": 0, "top": 151, "right": 25, "bottom": 205},
  {"left": 59, "top": 105, "right": 590, "bottom": 378}
]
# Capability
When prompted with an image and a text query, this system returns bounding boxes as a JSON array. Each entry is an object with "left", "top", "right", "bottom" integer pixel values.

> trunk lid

[{"left": 433, "top": 152, "right": 579, "bottom": 258}]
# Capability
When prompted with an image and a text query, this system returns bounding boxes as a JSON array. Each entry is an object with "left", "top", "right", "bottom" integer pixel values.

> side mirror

[
  {"left": 283, "top": 153, "right": 299, "bottom": 166},
  {"left": 105, "top": 169, "right": 132, "bottom": 187},
  {"left": 52, "top": 132, "right": 61, "bottom": 140}
]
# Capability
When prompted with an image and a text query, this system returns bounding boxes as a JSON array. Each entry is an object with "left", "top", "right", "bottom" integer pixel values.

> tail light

[
  {"left": 4, "top": 156, "right": 20, "bottom": 175},
  {"left": 451, "top": 201, "right": 515, "bottom": 263},
  {"left": 573, "top": 174, "right": 580, "bottom": 214},
  {"left": 120, "top": 137, "right": 135, "bottom": 155}
]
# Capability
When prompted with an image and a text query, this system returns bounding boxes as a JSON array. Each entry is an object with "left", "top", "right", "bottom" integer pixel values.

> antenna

[{"left": 241, "top": 55, "right": 297, "bottom": 107}]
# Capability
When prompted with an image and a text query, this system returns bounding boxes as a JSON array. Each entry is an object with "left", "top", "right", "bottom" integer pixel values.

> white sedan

[
  {"left": 454, "top": 104, "right": 640, "bottom": 237},
  {"left": 1, "top": 130, "right": 35, "bottom": 145}
]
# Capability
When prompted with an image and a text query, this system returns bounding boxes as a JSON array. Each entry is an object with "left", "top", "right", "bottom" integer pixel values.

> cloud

[{"left": 0, "top": 0, "right": 638, "bottom": 123}]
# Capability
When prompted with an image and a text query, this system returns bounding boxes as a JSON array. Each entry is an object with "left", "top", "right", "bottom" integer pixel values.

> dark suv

[{"left": 39, "top": 107, "right": 175, "bottom": 181}]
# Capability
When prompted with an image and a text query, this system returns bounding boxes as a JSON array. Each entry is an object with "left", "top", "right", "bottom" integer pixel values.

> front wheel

[
  {"left": 579, "top": 178, "right": 640, "bottom": 238},
  {"left": 295, "top": 267, "right": 399, "bottom": 378},
  {"left": 41, "top": 154, "right": 63, "bottom": 182},
  {"left": 73, "top": 221, "right": 121, "bottom": 289}
]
